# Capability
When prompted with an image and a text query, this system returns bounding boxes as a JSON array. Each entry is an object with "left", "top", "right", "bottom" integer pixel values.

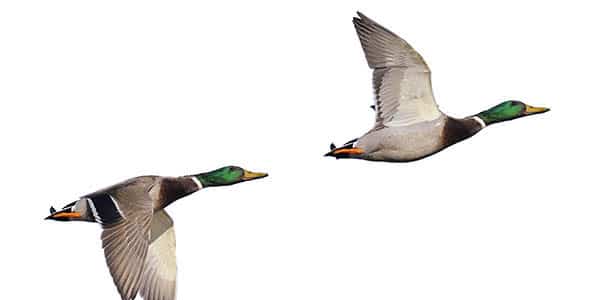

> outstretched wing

[
  {"left": 353, "top": 12, "right": 442, "bottom": 128},
  {"left": 101, "top": 205, "right": 153, "bottom": 300},
  {"left": 140, "top": 210, "right": 177, "bottom": 300},
  {"left": 93, "top": 177, "right": 157, "bottom": 300}
]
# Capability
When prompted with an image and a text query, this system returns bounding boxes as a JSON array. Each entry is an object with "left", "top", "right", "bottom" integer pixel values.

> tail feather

[{"left": 325, "top": 139, "right": 359, "bottom": 158}]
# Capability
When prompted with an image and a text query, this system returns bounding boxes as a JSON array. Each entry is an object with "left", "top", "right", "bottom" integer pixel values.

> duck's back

[{"left": 82, "top": 176, "right": 159, "bottom": 222}]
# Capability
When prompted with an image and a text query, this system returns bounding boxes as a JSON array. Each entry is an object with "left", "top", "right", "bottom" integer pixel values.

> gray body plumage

[{"left": 356, "top": 116, "right": 447, "bottom": 161}]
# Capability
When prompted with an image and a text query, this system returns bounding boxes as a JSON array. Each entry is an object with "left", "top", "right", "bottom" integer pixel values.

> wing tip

[{"left": 353, "top": 11, "right": 368, "bottom": 25}]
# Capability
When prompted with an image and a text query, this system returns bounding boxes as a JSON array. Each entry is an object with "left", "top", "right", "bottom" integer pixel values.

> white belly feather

[{"left": 357, "top": 116, "right": 447, "bottom": 161}]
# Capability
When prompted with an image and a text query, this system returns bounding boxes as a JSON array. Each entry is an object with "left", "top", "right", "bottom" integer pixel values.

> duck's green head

[
  {"left": 194, "top": 166, "right": 268, "bottom": 187},
  {"left": 477, "top": 100, "right": 549, "bottom": 125}
]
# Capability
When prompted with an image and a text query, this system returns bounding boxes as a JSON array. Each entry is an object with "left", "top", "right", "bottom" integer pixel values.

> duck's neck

[
  {"left": 158, "top": 177, "right": 202, "bottom": 208},
  {"left": 442, "top": 117, "right": 485, "bottom": 146}
]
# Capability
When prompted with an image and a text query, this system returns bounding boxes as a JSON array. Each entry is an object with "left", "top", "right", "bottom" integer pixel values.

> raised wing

[
  {"left": 353, "top": 12, "right": 442, "bottom": 128},
  {"left": 140, "top": 210, "right": 177, "bottom": 300}
]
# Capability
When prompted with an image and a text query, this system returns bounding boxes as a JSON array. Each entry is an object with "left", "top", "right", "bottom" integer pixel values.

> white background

[{"left": 1, "top": 0, "right": 598, "bottom": 299}]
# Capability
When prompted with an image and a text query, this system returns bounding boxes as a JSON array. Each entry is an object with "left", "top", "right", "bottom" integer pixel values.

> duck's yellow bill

[
  {"left": 525, "top": 105, "right": 550, "bottom": 114},
  {"left": 242, "top": 170, "right": 268, "bottom": 180}
]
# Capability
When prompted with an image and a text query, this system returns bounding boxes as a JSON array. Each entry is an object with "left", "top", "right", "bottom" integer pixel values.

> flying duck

[
  {"left": 45, "top": 166, "right": 268, "bottom": 300},
  {"left": 325, "top": 12, "right": 550, "bottom": 162}
]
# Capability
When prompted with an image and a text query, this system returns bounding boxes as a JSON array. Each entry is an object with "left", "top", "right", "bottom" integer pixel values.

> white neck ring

[
  {"left": 190, "top": 176, "right": 204, "bottom": 189},
  {"left": 472, "top": 116, "right": 487, "bottom": 128}
]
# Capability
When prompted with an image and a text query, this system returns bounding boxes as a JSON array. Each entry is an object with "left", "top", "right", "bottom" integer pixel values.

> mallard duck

[
  {"left": 325, "top": 12, "right": 549, "bottom": 162},
  {"left": 45, "top": 166, "right": 267, "bottom": 300}
]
